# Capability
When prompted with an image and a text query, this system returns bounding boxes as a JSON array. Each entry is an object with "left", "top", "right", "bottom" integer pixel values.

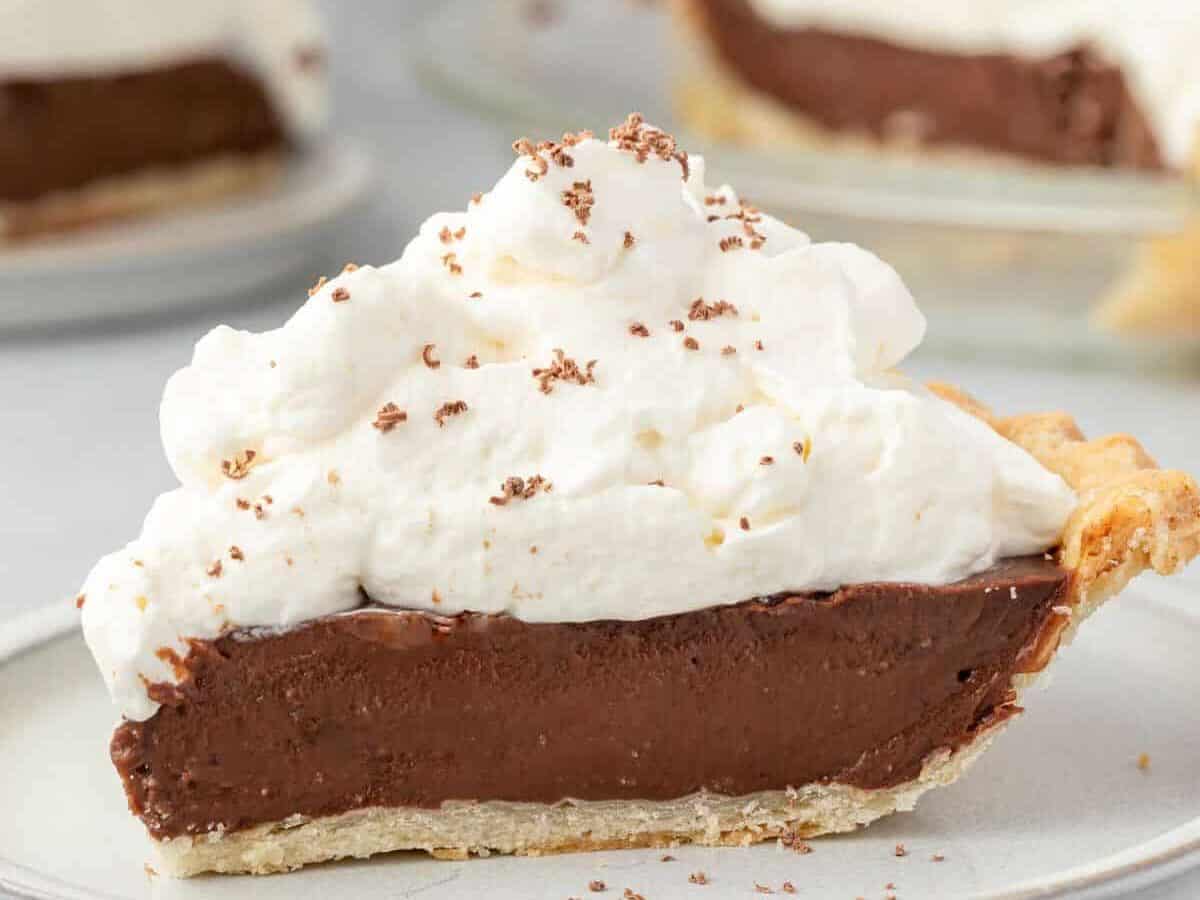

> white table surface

[{"left": 1, "top": 1, "right": 1198, "bottom": 896}]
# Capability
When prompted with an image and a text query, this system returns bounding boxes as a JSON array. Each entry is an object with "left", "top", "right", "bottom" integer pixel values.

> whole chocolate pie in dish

[
  {"left": 0, "top": 0, "right": 327, "bottom": 242},
  {"left": 670, "top": 0, "right": 1200, "bottom": 173},
  {"left": 78, "top": 115, "right": 1200, "bottom": 876}
]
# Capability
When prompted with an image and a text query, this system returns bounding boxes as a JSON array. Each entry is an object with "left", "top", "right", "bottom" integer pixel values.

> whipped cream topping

[
  {"left": 80, "top": 117, "right": 1077, "bottom": 720},
  {"left": 745, "top": 0, "right": 1200, "bottom": 168},
  {"left": 0, "top": 0, "right": 327, "bottom": 138}
]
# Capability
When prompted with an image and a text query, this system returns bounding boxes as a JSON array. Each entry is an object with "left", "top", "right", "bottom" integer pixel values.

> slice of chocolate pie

[
  {"left": 0, "top": 0, "right": 327, "bottom": 242},
  {"left": 670, "top": 0, "right": 1200, "bottom": 172},
  {"left": 79, "top": 115, "right": 1200, "bottom": 876}
]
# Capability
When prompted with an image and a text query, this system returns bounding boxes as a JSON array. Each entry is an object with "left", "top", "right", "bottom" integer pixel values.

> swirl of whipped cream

[
  {"left": 0, "top": 0, "right": 327, "bottom": 138},
  {"left": 745, "top": 0, "right": 1200, "bottom": 168},
  {"left": 80, "top": 119, "right": 1076, "bottom": 720}
]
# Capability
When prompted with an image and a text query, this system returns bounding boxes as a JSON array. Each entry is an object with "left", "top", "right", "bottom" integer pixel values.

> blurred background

[{"left": 0, "top": 0, "right": 1198, "bottom": 895}]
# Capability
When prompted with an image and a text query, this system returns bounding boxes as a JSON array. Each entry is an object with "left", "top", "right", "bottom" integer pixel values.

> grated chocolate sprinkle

[
  {"left": 754, "top": 884, "right": 773, "bottom": 895},
  {"left": 572, "top": 230, "right": 590, "bottom": 244},
  {"left": 206, "top": 559, "right": 223, "bottom": 578},
  {"left": 629, "top": 322, "right": 650, "bottom": 337},
  {"left": 624, "top": 231, "right": 635, "bottom": 249},
  {"left": 719, "top": 235, "right": 744, "bottom": 252},
  {"left": 669, "top": 319, "right": 684, "bottom": 332},
  {"left": 464, "top": 354, "right": 480, "bottom": 369},
  {"left": 608, "top": 112, "right": 690, "bottom": 179},
  {"left": 532, "top": 348, "right": 597, "bottom": 394},
  {"left": 373, "top": 402, "right": 408, "bottom": 432},
  {"left": 721, "top": 345, "right": 736, "bottom": 355},
  {"left": 589, "top": 880, "right": 606, "bottom": 893},
  {"left": 221, "top": 450, "right": 258, "bottom": 480},
  {"left": 683, "top": 336, "right": 699, "bottom": 351},
  {"left": 760, "top": 456, "right": 774, "bottom": 465},
  {"left": 434, "top": 400, "right": 468, "bottom": 427},
  {"left": 307, "top": 275, "right": 327, "bottom": 297},
  {"left": 894, "top": 843, "right": 908, "bottom": 858},
  {"left": 331, "top": 286, "right": 350, "bottom": 303},
  {"left": 422, "top": 343, "right": 442, "bottom": 369},
  {"left": 688, "top": 297, "right": 738, "bottom": 320},
  {"left": 688, "top": 871, "right": 709, "bottom": 885},
  {"left": 782, "top": 883, "right": 797, "bottom": 894},
  {"left": 561, "top": 179, "right": 594, "bottom": 226},
  {"left": 440, "top": 252, "right": 463, "bottom": 275},
  {"left": 739, "top": 516, "right": 750, "bottom": 531},
  {"left": 438, "top": 226, "right": 453, "bottom": 244},
  {"left": 229, "top": 546, "right": 244, "bottom": 561},
  {"left": 489, "top": 475, "right": 552, "bottom": 506}
]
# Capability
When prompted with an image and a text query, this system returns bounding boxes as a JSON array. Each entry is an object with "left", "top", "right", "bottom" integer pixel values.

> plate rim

[{"left": 1, "top": 584, "right": 1197, "bottom": 900}]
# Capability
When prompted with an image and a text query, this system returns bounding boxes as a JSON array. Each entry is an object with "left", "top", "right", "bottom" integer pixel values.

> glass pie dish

[{"left": 415, "top": 0, "right": 1200, "bottom": 369}]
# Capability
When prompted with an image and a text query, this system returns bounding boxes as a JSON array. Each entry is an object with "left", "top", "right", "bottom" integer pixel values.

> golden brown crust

[{"left": 929, "top": 381, "right": 1200, "bottom": 647}]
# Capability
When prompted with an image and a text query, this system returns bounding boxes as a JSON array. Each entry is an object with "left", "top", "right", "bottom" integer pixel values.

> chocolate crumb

[
  {"left": 75, "top": 593, "right": 86, "bottom": 609},
  {"left": 740, "top": 516, "right": 750, "bottom": 531},
  {"left": 468, "top": 291, "right": 483, "bottom": 299},
  {"left": 624, "top": 231, "right": 636, "bottom": 249},
  {"left": 894, "top": 843, "right": 908, "bottom": 857},
  {"left": 704, "top": 194, "right": 727, "bottom": 206},
  {"left": 307, "top": 275, "right": 327, "bottom": 297},
  {"left": 438, "top": 226, "right": 453, "bottom": 244},
  {"left": 688, "top": 871, "right": 709, "bottom": 885},
  {"left": 327, "top": 469, "right": 341, "bottom": 485},
  {"left": 760, "top": 456, "right": 774, "bottom": 465},
  {"left": 440, "top": 252, "right": 463, "bottom": 275},
  {"left": 609, "top": 112, "right": 682, "bottom": 172},
  {"left": 755, "top": 340, "right": 765, "bottom": 351},
  {"left": 330, "top": 286, "right": 350, "bottom": 303},
  {"left": 253, "top": 503, "right": 266, "bottom": 520},
  {"left": 471, "top": 192, "right": 483, "bottom": 205},
  {"left": 561, "top": 180, "right": 594, "bottom": 226},
  {"left": 489, "top": 474, "right": 552, "bottom": 506},
  {"left": 206, "top": 559, "right": 223, "bottom": 578},
  {"left": 572, "top": 231, "right": 590, "bottom": 244},
  {"left": 754, "top": 884, "right": 773, "bottom": 895},
  {"left": 623, "top": 890, "right": 645, "bottom": 900},
  {"left": 688, "top": 297, "right": 738, "bottom": 320},
  {"left": 719, "top": 235, "right": 744, "bottom": 252},
  {"left": 660, "top": 855, "right": 675, "bottom": 862},
  {"left": 512, "top": 137, "right": 550, "bottom": 181},
  {"left": 931, "top": 853, "right": 946, "bottom": 862},
  {"left": 629, "top": 322, "right": 650, "bottom": 337},
  {"left": 683, "top": 336, "right": 699, "bottom": 351},
  {"left": 342, "top": 262, "right": 359, "bottom": 273},
  {"left": 422, "top": 343, "right": 442, "bottom": 369},
  {"left": 669, "top": 319, "right": 684, "bottom": 332},
  {"left": 228, "top": 546, "right": 244, "bottom": 563},
  {"left": 648, "top": 479, "right": 666, "bottom": 486},
  {"left": 781, "top": 883, "right": 796, "bottom": 894},
  {"left": 721, "top": 345, "right": 736, "bottom": 355},
  {"left": 706, "top": 215, "right": 720, "bottom": 222},
  {"left": 236, "top": 498, "right": 251, "bottom": 510},
  {"left": 373, "top": 402, "right": 408, "bottom": 432},
  {"left": 464, "top": 355, "right": 480, "bottom": 369},
  {"left": 221, "top": 450, "right": 257, "bottom": 480},
  {"left": 532, "top": 348, "right": 597, "bottom": 394},
  {"left": 434, "top": 400, "right": 468, "bottom": 427},
  {"left": 735, "top": 404, "right": 745, "bottom": 413},
  {"left": 589, "top": 879, "right": 606, "bottom": 892}
]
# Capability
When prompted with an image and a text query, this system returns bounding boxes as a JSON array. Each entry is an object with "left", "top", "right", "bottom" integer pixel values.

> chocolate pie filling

[
  {"left": 112, "top": 556, "right": 1068, "bottom": 840},
  {"left": 688, "top": 0, "right": 1164, "bottom": 170},
  {"left": 0, "top": 59, "right": 286, "bottom": 205}
]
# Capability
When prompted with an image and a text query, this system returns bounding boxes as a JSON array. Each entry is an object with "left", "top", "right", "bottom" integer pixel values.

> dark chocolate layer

[
  {"left": 111, "top": 556, "right": 1068, "bottom": 840},
  {"left": 688, "top": 0, "right": 1164, "bottom": 170},
  {"left": 0, "top": 59, "right": 287, "bottom": 204}
]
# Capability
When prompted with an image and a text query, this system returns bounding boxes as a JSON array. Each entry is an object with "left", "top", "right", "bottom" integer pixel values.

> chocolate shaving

[
  {"left": 683, "top": 336, "right": 700, "bottom": 351},
  {"left": 609, "top": 113, "right": 689, "bottom": 179},
  {"left": 434, "top": 400, "right": 468, "bottom": 427},
  {"left": 719, "top": 235, "right": 744, "bottom": 252},
  {"left": 669, "top": 319, "right": 684, "bottom": 332},
  {"left": 489, "top": 474, "right": 552, "bottom": 505},
  {"left": 532, "top": 348, "right": 597, "bottom": 394},
  {"left": 468, "top": 291, "right": 483, "bottom": 299},
  {"left": 464, "top": 355, "right": 480, "bottom": 369},
  {"left": 572, "top": 231, "right": 590, "bottom": 244},
  {"left": 512, "top": 138, "right": 550, "bottom": 181},
  {"left": 307, "top": 275, "right": 327, "bottom": 297},
  {"left": 721, "top": 345, "right": 736, "bottom": 355},
  {"left": 342, "top": 262, "right": 359, "bottom": 274},
  {"left": 755, "top": 340, "right": 765, "bottom": 351},
  {"left": 561, "top": 179, "right": 594, "bottom": 226},
  {"left": 422, "top": 343, "right": 441, "bottom": 369},
  {"left": 589, "top": 880, "right": 606, "bottom": 892},
  {"left": 688, "top": 297, "right": 738, "bottom": 320},
  {"left": 331, "top": 286, "right": 350, "bottom": 303},
  {"left": 782, "top": 883, "right": 797, "bottom": 894},
  {"left": 440, "top": 253, "right": 463, "bottom": 275},
  {"left": 229, "top": 546, "right": 244, "bottom": 561},
  {"left": 75, "top": 593, "right": 86, "bottom": 609},
  {"left": 221, "top": 450, "right": 257, "bottom": 480},
  {"left": 624, "top": 231, "right": 635, "bottom": 249},
  {"left": 739, "top": 516, "right": 751, "bottom": 531},
  {"left": 754, "top": 885, "right": 773, "bottom": 895},
  {"left": 438, "top": 226, "right": 453, "bottom": 244},
  {"left": 235, "top": 498, "right": 250, "bottom": 510},
  {"left": 688, "top": 872, "right": 709, "bottom": 885},
  {"left": 471, "top": 192, "right": 483, "bottom": 205},
  {"left": 373, "top": 402, "right": 408, "bottom": 432},
  {"left": 629, "top": 322, "right": 650, "bottom": 337},
  {"left": 894, "top": 843, "right": 908, "bottom": 858},
  {"left": 760, "top": 456, "right": 774, "bottom": 465},
  {"left": 206, "top": 559, "right": 223, "bottom": 578}
]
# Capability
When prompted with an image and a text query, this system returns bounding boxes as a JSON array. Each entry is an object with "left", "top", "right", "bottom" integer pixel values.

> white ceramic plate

[
  {"left": 0, "top": 140, "right": 373, "bottom": 332},
  {"left": 1, "top": 578, "right": 1198, "bottom": 900}
]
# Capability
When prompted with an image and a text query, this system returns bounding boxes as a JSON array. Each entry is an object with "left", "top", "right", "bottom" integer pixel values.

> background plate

[
  {"left": 0, "top": 140, "right": 373, "bottom": 334},
  {"left": 1, "top": 578, "right": 1198, "bottom": 900}
]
